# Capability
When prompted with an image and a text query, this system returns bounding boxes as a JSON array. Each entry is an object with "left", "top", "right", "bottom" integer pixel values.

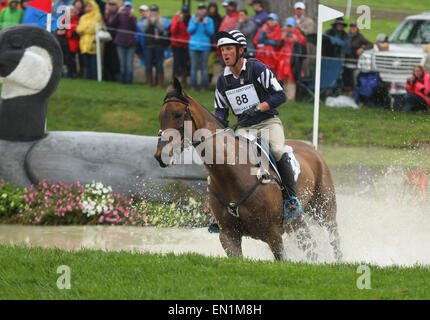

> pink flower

[
  {"left": 67, "top": 205, "right": 72, "bottom": 211},
  {"left": 99, "top": 216, "right": 104, "bottom": 223}
]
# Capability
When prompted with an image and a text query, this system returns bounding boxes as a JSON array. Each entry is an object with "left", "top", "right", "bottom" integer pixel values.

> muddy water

[{"left": 0, "top": 147, "right": 429, "bottom": 267}]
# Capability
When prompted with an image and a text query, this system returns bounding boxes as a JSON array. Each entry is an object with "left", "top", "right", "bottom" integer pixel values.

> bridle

[
  {"left": 158, "top": 97, "right": 200, "bottom": 149},
  {"left": 158, "top": 97, "right": 243, "bottom": 149}
]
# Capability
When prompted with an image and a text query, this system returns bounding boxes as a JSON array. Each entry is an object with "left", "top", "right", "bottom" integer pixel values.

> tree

[{"left": 260, "top": 0, "right": 318, "bottom": 26}]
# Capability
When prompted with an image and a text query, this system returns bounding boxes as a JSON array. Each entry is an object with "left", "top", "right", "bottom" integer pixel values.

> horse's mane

[{"left": 164, "top": 89, "right": 227, "bottom": 129}]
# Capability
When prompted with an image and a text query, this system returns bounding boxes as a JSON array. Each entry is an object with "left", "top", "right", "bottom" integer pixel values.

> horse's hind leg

[
  {"left": 326, "top": 220, "right": 342, "bottom": 261},
  {"left": 313, "top": 195, "right": 343, "bottom": 261},
  {"left": 291, "top": 214, "right": 318, "bottom": 262}
]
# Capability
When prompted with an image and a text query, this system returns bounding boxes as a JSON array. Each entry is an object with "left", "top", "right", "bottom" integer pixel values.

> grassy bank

[
  {"left": 0, "top": 245, "right": 429, "bottom": 299},
  {"left": 48, "top": 79, "right": 430, "bottom": 148}
]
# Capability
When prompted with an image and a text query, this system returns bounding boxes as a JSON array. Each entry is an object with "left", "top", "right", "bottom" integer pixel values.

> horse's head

[{"left": 154, "top": 78, "right": 198, "bottom": 168}]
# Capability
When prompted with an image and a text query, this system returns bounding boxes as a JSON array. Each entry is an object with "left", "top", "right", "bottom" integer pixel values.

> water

[{"left": 0, "top": 147, "right": 429, "bottom": 267}]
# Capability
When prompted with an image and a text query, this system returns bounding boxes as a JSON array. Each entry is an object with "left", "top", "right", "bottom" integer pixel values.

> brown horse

[{"left": 154, "top": 79, "right": 342, "bottom": 261}]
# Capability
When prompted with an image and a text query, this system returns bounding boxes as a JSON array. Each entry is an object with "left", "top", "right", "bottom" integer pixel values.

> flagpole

[
  {"left": 313, "top": 5, "right": 344, "bottom": 150},
  {"left": 46, "top": 13, "right": 52, "bottom": 32}
]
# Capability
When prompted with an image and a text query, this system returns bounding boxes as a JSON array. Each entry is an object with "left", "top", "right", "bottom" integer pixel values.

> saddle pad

[{"left": 239, "top": 133, "right": 301, "bottom": 182}]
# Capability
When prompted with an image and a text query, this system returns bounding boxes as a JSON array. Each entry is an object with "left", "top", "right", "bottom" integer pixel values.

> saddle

[{"left": 238, "top": 134, "right": 301, "bottom": 184}]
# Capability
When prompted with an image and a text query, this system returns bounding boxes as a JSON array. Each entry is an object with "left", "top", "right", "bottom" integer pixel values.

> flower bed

[{"left": 0, "top": 180, "right": 211, "bottom": 228}]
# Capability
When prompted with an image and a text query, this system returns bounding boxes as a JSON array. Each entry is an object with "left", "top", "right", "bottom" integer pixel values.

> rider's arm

[
  {"left": 255, "top": 65, "right": 287, "bottom": 109},
  {"left": 214, "top": 82, "right": 230, "bottom": 123}
]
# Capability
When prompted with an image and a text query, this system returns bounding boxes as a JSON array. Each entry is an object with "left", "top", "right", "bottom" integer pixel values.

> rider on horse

[{"left": 210, "top": 29, "right": 301, "bottom": 231}]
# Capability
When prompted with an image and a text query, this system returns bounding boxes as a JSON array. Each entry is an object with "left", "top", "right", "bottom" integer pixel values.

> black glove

[{"left": 242, "top": 107, "right": 258, "bottom": 119}]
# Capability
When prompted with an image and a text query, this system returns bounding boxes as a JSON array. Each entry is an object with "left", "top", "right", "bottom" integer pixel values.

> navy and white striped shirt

[{"left": 214, "top": 59, "right": 287, "bottom": 127}]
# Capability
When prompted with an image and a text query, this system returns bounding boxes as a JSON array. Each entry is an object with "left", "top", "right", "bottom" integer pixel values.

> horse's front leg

[
  {"left": 265, "top": 227, "right": 287, "bottom": 261},
  {"left": 219, "top": 228, "right": 243, "bottom": 258}
]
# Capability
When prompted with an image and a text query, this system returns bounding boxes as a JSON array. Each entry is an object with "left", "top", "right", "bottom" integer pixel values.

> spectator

[
  {"left": 277, "top": 17, "right": 307, "bottom": 102},
  {"left": 344, "top": 22, "right": 373, "bottom": 92},
  {"left": 0, "top": 0, "right": 9, "bottom": 13},
  {"left": 110, "top": 1, "right": 137, "bottom": 84},
  {"left": 249, "top": 0, "right": 268, "bottom": 32},
  {"left": 56, "top": 6, "right": 73, "bottom": 77},
  {"left": 402, "top": 65, "right": 430, "bottom": 112},
  {"left": 323, "top": 17, "right": 348, "bottom": 58},
  {"left": 76, "top": 0, "right": 102, "bottom": 80},
  {"left": 63, "top": 6, "right": 80, "bottom": 78},
  {"left": 135, "top": 5, "right": 148, "bottom": 67},
  {"left": 207, "top": 2, "right": 222, "bottom": 84},
  {"left": 0, "top": 0, "right": 23, "bottom": 29},
  {"left": 235, "top": 9, "right": 256, "bottom": 58},
  {"left": 170, "top": 4, "right": 191, "bottom": 84},
  {"left": 219, "top": 0, "right": 238, "bottom": 32},
  {"left": 254, "top": 13, "right": 282, "bottom": 74},
  {"left": 103, "top": 0, "right": 120, "bottom": 82},
  {"left": 94, "top": 0, "right": 105, "bottom": 16},
  {"left": 143, "top": 4, "right": 166, "bottom": 87},
  {"left": 20, "top": 0, "right": 31, "bottom": 12},
  {"left": 376, "top": 33, "right": 389, "bottom": 51},
  {"left": 293, "top": 1, "right": 315, "bottom": 36},
  {"left": 293, "top": 1, "right": 316, "bottom": 79},
  {"left": 187, "top": 3, "right": 214, "bottom": 91},
  {"left": 73, "top": 0, "right": 84, "bottom": 17}
]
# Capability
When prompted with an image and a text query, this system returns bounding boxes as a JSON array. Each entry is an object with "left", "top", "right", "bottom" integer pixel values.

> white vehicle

[{"left": 358, "top": 12, "right": 430, "bottom": 94}]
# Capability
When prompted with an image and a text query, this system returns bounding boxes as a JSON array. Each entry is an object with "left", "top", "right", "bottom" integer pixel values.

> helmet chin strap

[{"left": 232, "top": 46, "right": 244, "bottom": 68}]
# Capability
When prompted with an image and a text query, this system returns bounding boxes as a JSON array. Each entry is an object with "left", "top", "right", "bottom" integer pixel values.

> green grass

[
  {"left": 320, "top": 145, "right": 430, "bottom": 167},
  {"left": 47, "top": 79, "right": 430, "bottom": 148},
  {"left": 0, "top": 245, "right": 429, "bottom": 299}
]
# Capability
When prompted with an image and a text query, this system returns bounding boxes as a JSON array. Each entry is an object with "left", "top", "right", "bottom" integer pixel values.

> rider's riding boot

[
  {"left": 208, "top": 216, "right": 220, "bottom": 233},
  {"left": 276, "top": 153, "right": 302, "bottom": 217}
]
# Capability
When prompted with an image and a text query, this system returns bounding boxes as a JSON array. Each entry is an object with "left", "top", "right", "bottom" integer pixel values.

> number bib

[{"left": 225, "top": 84, "right": 261, "bottom": 115}]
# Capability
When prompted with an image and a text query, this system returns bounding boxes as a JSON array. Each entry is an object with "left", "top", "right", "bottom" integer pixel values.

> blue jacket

[
  {"left": 187, "top": 15, "right": 214, "bottom": 51},
  {"left": 251, "top": 9, "right": 268, "bottom": 31}
]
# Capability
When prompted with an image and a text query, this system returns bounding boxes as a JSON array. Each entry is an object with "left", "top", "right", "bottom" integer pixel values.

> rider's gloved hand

[{"left": 242, "top": 107, "right": 259, "bottom": 119}]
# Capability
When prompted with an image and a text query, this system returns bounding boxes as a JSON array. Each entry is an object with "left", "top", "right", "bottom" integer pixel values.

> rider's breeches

[{"left": 235, "top": 116, "right": 286, "bottom": 161}]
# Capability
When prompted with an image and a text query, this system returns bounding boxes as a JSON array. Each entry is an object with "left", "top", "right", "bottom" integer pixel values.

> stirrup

[
  {"left": 283, "top": 196, "right": 302, "bottom": 220},
  {"left": 208, "top": 216, "right": 220, "bottom": 233}
]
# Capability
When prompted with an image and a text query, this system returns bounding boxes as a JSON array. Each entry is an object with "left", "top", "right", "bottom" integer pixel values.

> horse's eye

[{"left": 173, "top": 112, "right": 182, "bottom": 119}]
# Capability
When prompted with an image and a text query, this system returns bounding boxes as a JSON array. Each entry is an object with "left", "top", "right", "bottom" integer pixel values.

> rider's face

[{"left": 221, "top": 45, "right": 237, "bottom": 66}]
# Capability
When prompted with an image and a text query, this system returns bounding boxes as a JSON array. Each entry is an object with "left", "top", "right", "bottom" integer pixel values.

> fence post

[{"left": 95, "top": 23, "right": 102, "bottom": 82}]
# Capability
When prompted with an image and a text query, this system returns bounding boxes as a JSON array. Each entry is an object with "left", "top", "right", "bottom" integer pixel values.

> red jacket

[
  {"left": 0, "top": 1, "right": 8, "bottom": 13},
  {"left": 406, "top": 71, "right": 430, "bottom": 108},
  {"left": 63, "top": 16, "right": 80, "bottom": 53},
  {"left": 253, "top": 22, "right": 282, "bottom": 74},
  {"left": 276, "top": 29, "right": 306, "bottom": 81},
  {"left": 219, "top": 11, "right": 239, "bottom": 31},
  {"left": 170, "top": 14, "right": 190, "bottom": 48}
]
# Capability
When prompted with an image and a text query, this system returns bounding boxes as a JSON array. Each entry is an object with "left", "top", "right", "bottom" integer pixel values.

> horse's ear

[{"left": 173, "top": 77, "right": 183, "bottom": 96}]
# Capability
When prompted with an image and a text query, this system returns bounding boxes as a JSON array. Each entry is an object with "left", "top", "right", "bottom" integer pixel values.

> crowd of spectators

[{"left": 0, "top": 0, "right": 427, "bottom": 111}]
